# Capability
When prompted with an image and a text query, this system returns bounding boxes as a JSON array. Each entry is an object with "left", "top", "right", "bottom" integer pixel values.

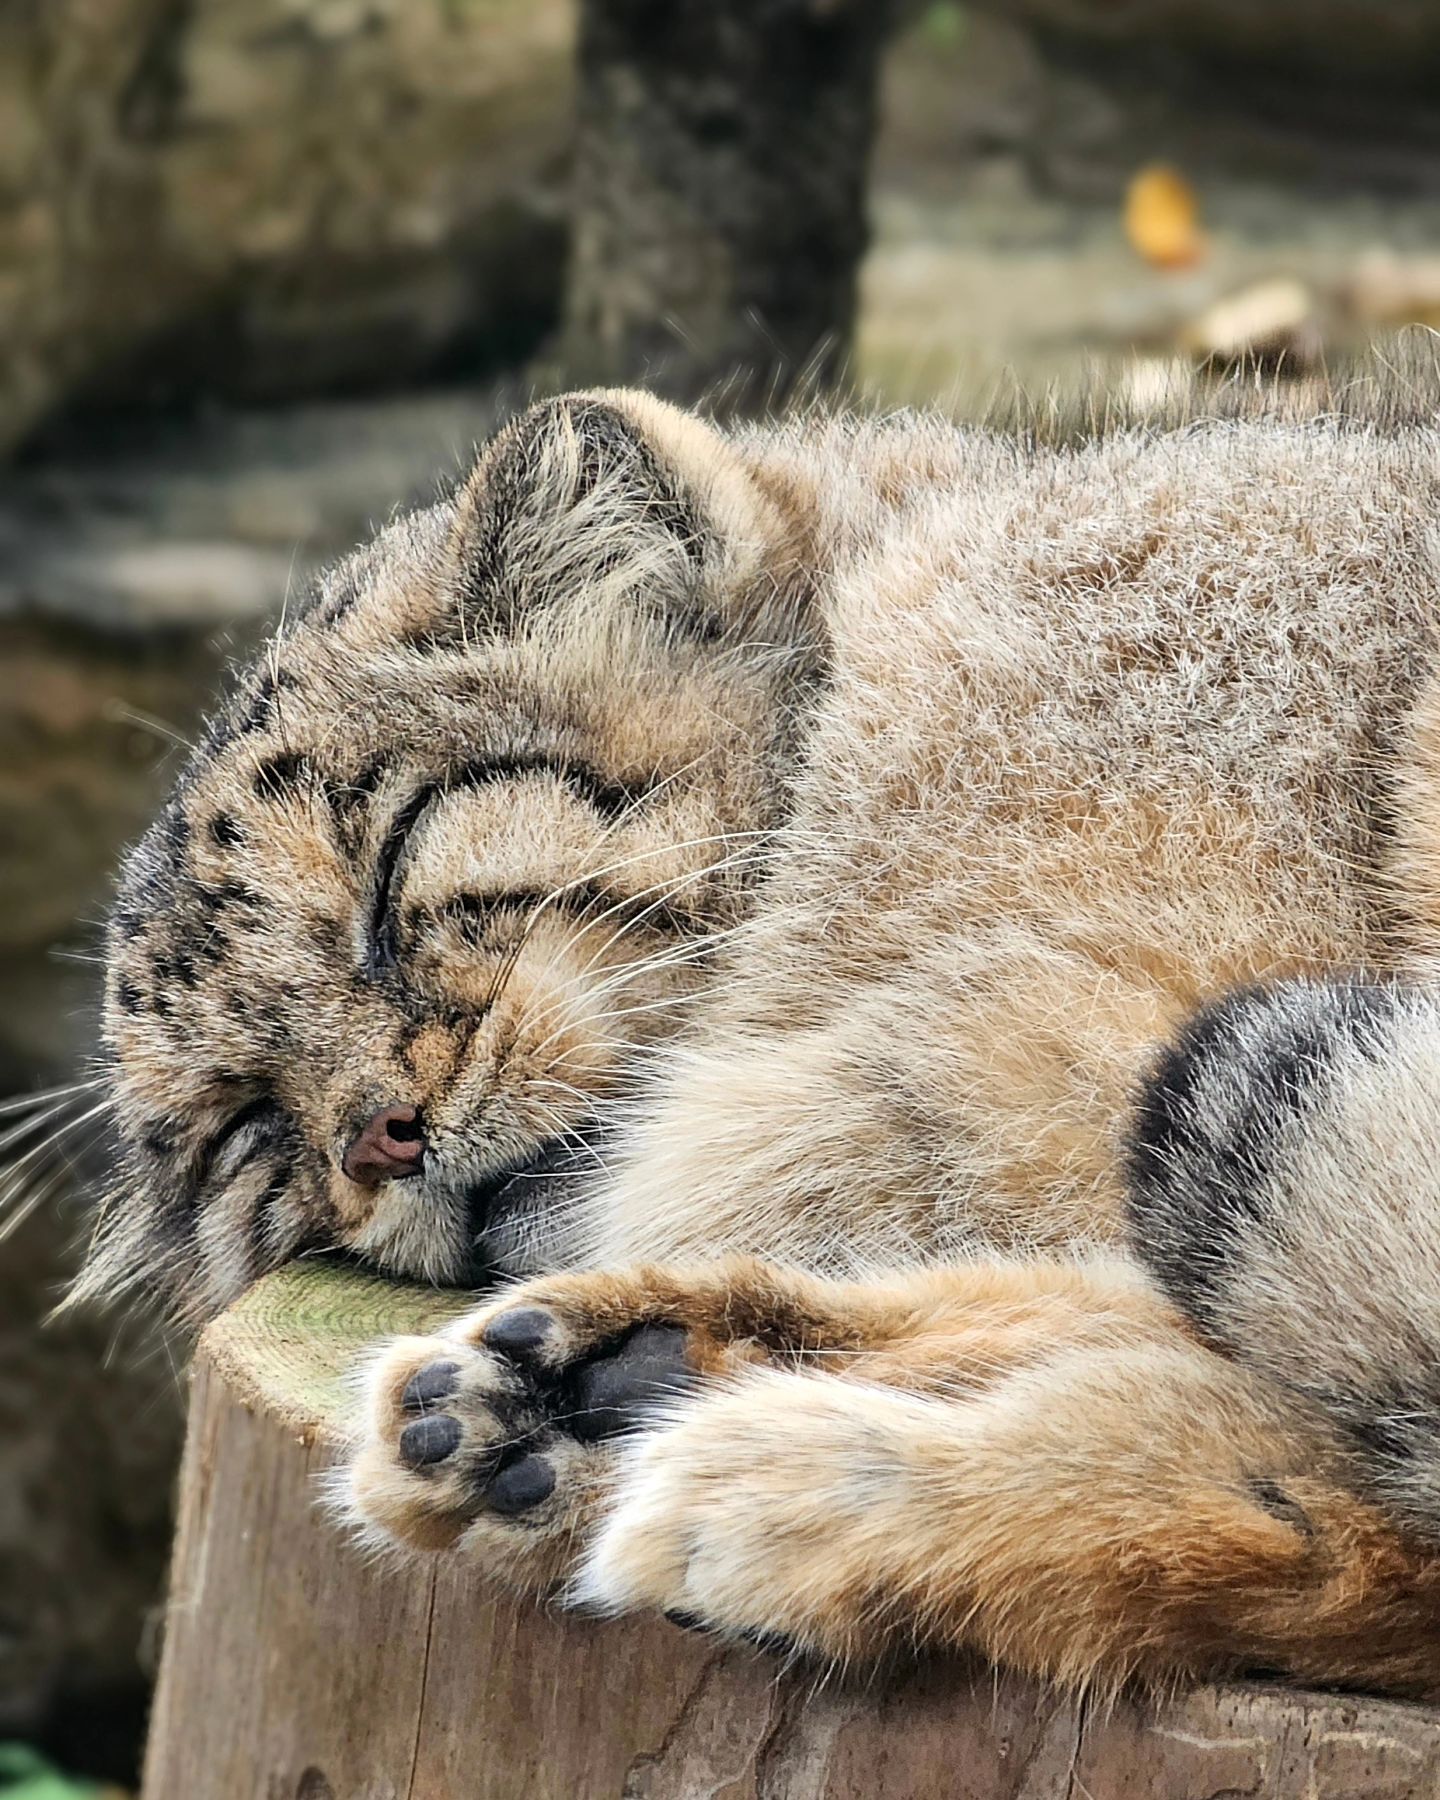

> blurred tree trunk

[{"left": 557, "top": 0, "right": 896, "bottom": 408}]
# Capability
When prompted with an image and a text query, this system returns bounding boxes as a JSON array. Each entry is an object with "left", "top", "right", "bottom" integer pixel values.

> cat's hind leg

[
  {"left": 576, "top": 1301, "right": 1440, "bottom": 1695},
  {"left": 344, "top": 1254, "right": 1440, "bottom": 1695}
]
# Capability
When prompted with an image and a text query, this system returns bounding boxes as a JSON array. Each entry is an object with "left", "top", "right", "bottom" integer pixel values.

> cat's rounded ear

[{"left": 449, "top": 390, "right": 810, "bottom": 644}]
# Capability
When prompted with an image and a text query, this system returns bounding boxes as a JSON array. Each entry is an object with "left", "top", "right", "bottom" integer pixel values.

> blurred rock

[
  {"left": 1179, "top": 277, "right": 1322, "bottom": 370},
  {"left": 881, "top": 5, "right": 1440, "bottom": 207},
  {"left": 1345, "top": 250, "right": 1440, "bottom": 330},
  {"left": 0, "top": 601, "right": 201, "bottom": 1779},
  {"left": 0, "top": 0, "right": 571, "bottom": 456},
  {"left": 969, "top": 1, "right": 1440, "bottom": 91},
  {"left": 0, "top": 1198, "right": 182, "bottom": 1785}
]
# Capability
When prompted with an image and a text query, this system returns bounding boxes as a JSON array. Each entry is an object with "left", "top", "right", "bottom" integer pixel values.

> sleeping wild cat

[{"left": 78, "top": 376, "right": 1440, "bottom": 1695}]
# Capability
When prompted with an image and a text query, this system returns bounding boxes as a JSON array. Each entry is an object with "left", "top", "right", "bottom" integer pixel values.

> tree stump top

[
  {"left": 200, "top": 1259, "right": 475, "bottom": 1442},
  {"left": 143, "top": 1261, "right": 1440, "bottom": 1800}
]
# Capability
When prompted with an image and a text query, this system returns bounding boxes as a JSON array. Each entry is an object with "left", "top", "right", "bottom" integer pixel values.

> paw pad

[
  {"left": 398, "top": 1412, "right": 462, "bottom": 1469},
  {"left": 401, "top": 1359, "right": 460, "bottom": 1411},
  {"left": 487, "top": 1453, "right": 558, "bottom": 1516},
  {"left": 568, "top": 1324, "right": 695, "bottom": 1441},
  {"left": 364, "top": 1306, "right": 705, "bottom": 1542},
  {"left": 482, "top": 1307, "right": 557, "bottom": 1363}
]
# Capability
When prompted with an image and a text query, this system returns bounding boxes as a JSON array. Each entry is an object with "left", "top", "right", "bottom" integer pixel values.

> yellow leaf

[{"left": 1125, "top": 165, "right": 1206, "bottom": 271}]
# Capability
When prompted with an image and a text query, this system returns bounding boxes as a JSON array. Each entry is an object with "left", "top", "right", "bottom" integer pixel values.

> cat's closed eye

[{"left": 199, "top": 1095, "right": 288, "bottom": 1187}]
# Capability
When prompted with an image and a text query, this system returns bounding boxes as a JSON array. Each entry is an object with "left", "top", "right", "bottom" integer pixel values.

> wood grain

[{"left": 143, "top": 1265, "right": 1440, "bottom": 1800}]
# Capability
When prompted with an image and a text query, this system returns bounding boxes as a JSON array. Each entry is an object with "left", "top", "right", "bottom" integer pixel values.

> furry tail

[{"left": 1125, "top": 977, "right": 1440, "bottom": 1536}]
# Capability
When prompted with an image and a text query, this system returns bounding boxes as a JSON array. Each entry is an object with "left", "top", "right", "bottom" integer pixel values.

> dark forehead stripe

[
  {"left": 440, "top": 880, "right": 706, "bottom": 946},
  {"left": 237, "top": 667, "right": 302, "bottom": 736},
  {"left": 481, "top": 756, "right": 641, "bottom": 825},
  {"left": 367, "top": 784, "right": 438, "bottom": 977},
  {"left": 323, "top": 756, "right": 390, "bottom": 844},
  {"left": 254, "top": 750, "right": 313, "bottom": 799},
  {"left": 364, "top": 754, "right": 651, "bottom": 979}
]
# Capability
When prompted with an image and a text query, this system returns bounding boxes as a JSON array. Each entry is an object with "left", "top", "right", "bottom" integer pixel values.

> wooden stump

[{"left": 143, "top": 1265, "right": 1440, "bottom": 1800}]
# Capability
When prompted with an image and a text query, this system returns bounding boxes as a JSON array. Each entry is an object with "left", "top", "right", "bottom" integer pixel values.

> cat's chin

[
  {"left": 458, "top": 1124, "right": 615, "bottom": 1285},
  {"left": 458, "top": 1199, "right": 584, "bottom": 1289}
]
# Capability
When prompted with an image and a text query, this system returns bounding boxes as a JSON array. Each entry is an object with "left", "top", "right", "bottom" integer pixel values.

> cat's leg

[
  {"left": 344, "top": 1254, "right": 1440, "bottom": 1695},
  {"left": 576, "top": 1312, "right": 1440, "bottom": 1696},
  {"left": 1126, "top": 976, "right": 1440, "bottom": 1535},
  {"left": 343, "top": 1255, "right": 1162, "bottom": 1584}
]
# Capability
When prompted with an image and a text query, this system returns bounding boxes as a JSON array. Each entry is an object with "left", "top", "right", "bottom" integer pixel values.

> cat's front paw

[
  {"left": 343, "top": 1287, "right": 700, "bottom": 1588},
  {"left": 571, "top": 1368, "right": 916, "bottom": 1664}
]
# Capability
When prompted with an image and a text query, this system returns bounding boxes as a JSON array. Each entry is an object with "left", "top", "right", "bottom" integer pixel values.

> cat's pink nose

[{"left": 342, "top": 1103, "right": 425, "bottom": 1186}]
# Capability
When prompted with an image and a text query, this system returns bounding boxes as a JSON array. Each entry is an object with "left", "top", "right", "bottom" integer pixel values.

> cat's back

[{"left": 756, "top": 404, "right": 1440, "bottom": 993}]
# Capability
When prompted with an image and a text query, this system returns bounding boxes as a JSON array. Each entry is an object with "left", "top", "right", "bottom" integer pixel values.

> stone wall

[{"left": 0, "top": 0, "right": 571, "bottom": 456}]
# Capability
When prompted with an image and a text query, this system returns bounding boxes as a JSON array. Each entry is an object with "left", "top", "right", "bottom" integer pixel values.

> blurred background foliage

[{"left": 6, "top": 0, "right": 1440, "bottom": 1787}]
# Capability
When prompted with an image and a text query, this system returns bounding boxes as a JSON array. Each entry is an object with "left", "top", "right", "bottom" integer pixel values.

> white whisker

[
  {"left": 0, "top": 1078, "right": 103, "bottom": 1120},
  {"left": 0, "top": 1098, "right": 86, "bottom": 1156},
  {"left": 0, "top": 1101, "right": 112, "bottom": 1212},
  {"left": 0, "top": 1116, "right": 110, "bottom": 1246},
  {"left": 522, "top": 917, "right": 753, "bottom": 1061},
  {"left": 512, "top": 841, "right": 763, "bottom": 1038},
  {"left": 0, "top": 1163, "right": 73, "bottom": 1247},
  {"left": 480, "top": 829, "right": 768, "bottom": 1018}
]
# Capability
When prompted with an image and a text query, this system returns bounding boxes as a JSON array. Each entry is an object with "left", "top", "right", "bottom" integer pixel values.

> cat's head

[{"left": 80, "top": 392, "right": 822, "bottom": 1321}]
